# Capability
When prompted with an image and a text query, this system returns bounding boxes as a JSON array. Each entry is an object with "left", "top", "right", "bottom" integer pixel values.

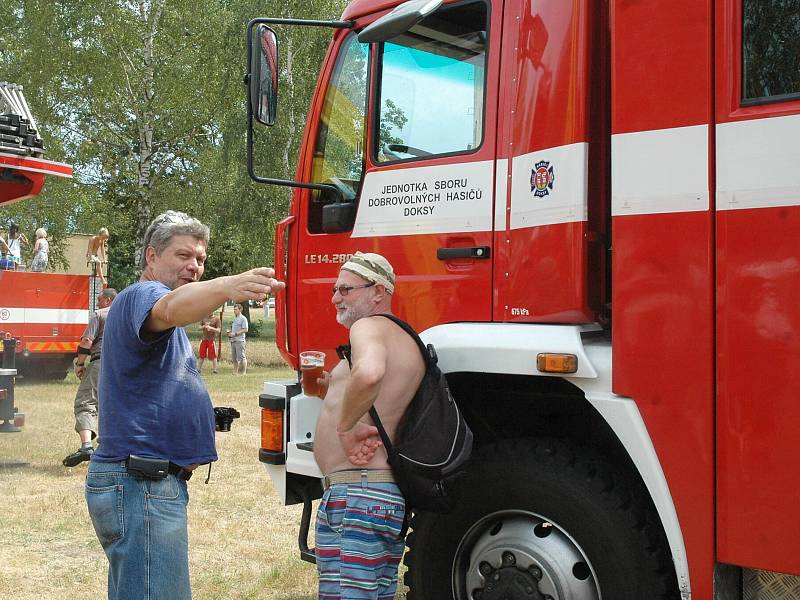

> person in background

[
  {"left": 30, "top": 228, "right": 50, "bottom": 272},
  {"left": 197, "top": 311, "right": 221, "bottom": 374},
  {"left": 62, "top": 288, "right": 118, "bottom": 466},
  {"left": 227, "top": 303, "right": 248, "bottom": 375},
  {"left": 87, "top": 227, "right": 109, "bottom": 286},
  {"left": 0, "top": 233, "right": 12, "bottom": 270},
  {"left": 6, "top": 223, "right": 28, "bottom": 269},
  {"left": 85, "top": 210, "right": 284, "bottom": 600}
]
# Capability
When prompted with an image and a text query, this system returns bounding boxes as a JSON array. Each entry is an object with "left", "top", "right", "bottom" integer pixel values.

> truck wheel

[
  {"left": 18, "top": 367, "right": 69, "bottom": 380},
  {"left": 403, "top": 438, "right": 679, "bottom": 600},
  {"left": 42, "top": 369, "right": 68, "bottom": 380}
]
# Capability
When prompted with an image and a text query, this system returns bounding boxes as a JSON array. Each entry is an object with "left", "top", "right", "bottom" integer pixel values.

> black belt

[
  {"left": 125, "top": 455, "right": 193, "bottom": 481},
  {"left": 169, "top": 464, "right": 193, "bottom": 481}
]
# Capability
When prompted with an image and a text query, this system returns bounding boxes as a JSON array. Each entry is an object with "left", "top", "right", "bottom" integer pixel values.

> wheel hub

[
  {"left": 474, "top": 555, "right": 547, "bottom": 600},
  {"left": 454, "top": 512, "right": 600, "bottom": 600}
]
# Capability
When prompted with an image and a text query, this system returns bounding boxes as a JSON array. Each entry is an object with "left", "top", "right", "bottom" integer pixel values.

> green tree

[
  {"left": 743, "top": 0, "right": 800, "bottom": 99},
  {"left": 1, "top": 0, "right": 348, "bottom": 287}
]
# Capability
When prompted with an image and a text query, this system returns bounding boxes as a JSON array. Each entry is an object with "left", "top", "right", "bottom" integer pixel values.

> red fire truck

[
  {"left": 1, "top": 83, "right": 81, "bottom": 383},
  {"left": 248, "top": 1, "right": 800, "bottom": 598},
  {"left": 0, "top": 271, "right": 92, "bottom": 379}
]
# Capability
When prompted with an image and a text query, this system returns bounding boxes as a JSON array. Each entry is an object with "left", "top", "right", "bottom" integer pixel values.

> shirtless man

[
  {"left": 87, "top": 227, "right": 109, "bottom": 286},
  {"left": 312, "top": 252, "right": 424, "bottom": 600},
  {"left": 197, "top": 311, "right": 221, "bottom": 373}
]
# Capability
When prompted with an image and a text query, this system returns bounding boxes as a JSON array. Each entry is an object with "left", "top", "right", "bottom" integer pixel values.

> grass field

[{"left": 0, "top": 315, "right": 409, "bottom": 599}]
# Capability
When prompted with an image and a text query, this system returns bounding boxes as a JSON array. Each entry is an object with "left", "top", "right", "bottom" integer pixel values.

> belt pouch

[{"left": 126, "top": 455, "right": 169, "bottom": 479}]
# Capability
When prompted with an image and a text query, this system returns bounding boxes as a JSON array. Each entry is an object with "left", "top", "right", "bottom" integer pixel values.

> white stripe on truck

[{"left": 0, "top": 307, "right": 89, "bottom": 325}]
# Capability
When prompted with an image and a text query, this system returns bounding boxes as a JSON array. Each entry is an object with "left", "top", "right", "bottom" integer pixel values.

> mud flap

[{"left": 298, "top": 477, "right": 321, "bottom": 564}]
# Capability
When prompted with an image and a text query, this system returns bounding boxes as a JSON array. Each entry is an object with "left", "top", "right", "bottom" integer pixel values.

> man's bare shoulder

[
  {"left": 352, "top": 315, "right": 422, "bottom": 366},
  {"left": 349, "top": 315, "right": 397, "bottom": 345},
  {"left": 351, "top": 314, "right": 394, "bottom": 332}
]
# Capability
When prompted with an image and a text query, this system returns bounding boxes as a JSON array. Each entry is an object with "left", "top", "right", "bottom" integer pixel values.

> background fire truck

[
  {"left": 247, "top": 1, "right": 800, "bottom": 599},
  {"left": 1, "top": 82, "right": 75, "bottom": 431},
  {"left": 0, "top": 271, "right": 94, "bottom": 380}
]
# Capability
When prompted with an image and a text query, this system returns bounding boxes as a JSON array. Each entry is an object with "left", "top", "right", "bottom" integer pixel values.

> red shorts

[{"left": 199, "top": 339, "right": 217, "bottom": 359}]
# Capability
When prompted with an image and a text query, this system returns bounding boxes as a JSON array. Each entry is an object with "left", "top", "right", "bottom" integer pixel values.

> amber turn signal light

[
  {"left": 260, "top": 408, "right": 284, "bottom": 452},
  {"left": 536, "top": 353, "right": 578, "bottom": 374}
]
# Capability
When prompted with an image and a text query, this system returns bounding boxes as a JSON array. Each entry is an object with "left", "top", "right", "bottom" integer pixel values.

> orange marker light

[
  {"left": 260, "top": 408, "right": 284, "bottom": 452},
  {"left": 536, "top": 353, "right": 578, "bottom": 374}
]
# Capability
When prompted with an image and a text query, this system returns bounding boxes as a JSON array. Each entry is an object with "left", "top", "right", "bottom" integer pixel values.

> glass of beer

[{"left": 300, "top": 351, "right": 325, "bottom": 397}]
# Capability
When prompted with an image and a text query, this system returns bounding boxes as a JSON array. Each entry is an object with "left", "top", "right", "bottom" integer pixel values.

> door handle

[{"left": 436, "top": 246, "right": 491, "bottom": 260}]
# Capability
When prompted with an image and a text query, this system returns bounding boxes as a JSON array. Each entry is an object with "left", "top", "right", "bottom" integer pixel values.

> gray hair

[
  {"left": 99, "top": 287, "right": 118, "bottom": 300},
  {"left": 140, "top": 211, "right": 209, "bottom": 269}
]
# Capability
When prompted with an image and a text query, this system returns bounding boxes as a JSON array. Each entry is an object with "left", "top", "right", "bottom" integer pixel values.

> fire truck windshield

[{"left": 376, "top": 0, "right": 487, "bottom": 162}]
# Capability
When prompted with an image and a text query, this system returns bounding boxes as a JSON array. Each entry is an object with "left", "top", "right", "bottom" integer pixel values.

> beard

[{"left": 335, "top": 294, "right": 373, "bottom": 328}]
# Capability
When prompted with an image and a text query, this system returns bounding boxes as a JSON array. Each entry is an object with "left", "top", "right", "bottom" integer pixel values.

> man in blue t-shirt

[{"left": 84, "top": 210, "right": 284, "bottom": 600}]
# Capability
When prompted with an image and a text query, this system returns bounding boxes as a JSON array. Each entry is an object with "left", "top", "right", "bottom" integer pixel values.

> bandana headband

[{"left": 341, "top": 252, "right": 395, "bottom": 294}]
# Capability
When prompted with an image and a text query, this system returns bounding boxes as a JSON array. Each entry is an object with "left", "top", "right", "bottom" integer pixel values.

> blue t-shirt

[{"left": 93, "top": 281, "right": 218, "bottom": 466}]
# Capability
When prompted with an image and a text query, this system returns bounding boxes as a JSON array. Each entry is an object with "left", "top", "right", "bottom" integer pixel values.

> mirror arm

[
  {"left": 246, "top": 117, "right": 346, "bottom": 203},
  {"left": 247, "top": 17, "right": 354, "bottom": 30},
  {"left": 245, "top": 17, "right": 353, "bottom": 202}
]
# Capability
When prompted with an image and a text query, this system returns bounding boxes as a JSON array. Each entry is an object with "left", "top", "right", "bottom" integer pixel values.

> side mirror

[
  {"left": 322, "top": 202, "right": 357, "bottom": 233},
  {"left": 357, "top": 0, "right": 443, "bottom": 43},
  {"left": 319, "top": 177, "right": 358, "bottom": 233},
  {"left": 249, "top": 24, "right": 278, "bottom": 126}
]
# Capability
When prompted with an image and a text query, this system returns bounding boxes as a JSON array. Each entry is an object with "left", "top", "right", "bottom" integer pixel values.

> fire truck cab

[{"left": 248, "top": 1, "right": 800, "bottom": 598}]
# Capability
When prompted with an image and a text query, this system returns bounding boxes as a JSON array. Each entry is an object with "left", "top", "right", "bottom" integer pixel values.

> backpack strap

[
  {"left": 369, "top": 405, "right": 394, "bottom": 455},
  {"left": 335, "top": 344, "right": 352, "bottom": 367},
  {"left": 375, "top": 313, "right": 435, "bottom": 368},
  {"left": 366, "top": 314, "right": 433, "bottom": 457}
]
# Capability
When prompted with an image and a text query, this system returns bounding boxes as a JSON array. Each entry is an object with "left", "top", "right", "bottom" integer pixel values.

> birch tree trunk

[
  {"left": 133, "top": 0, "right": 165, "bottom": 273},
  {"left": 283, "top": 36, "right": 296, "bottom": 179}
]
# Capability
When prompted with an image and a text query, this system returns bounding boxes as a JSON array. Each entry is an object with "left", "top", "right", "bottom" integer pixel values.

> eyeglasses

[{"left": 332, "top": 282, "right": 375, "bottom": 296}]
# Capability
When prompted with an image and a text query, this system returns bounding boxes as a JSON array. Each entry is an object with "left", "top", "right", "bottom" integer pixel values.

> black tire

[
  {"left": 42, "top": 370, "right": 69, "bottom": 380},
  {"left": 404, "top": 438, "right": 680, "bottom": 600},
  {"left": 17, "top": 365, "right": 68, "bottom": 380},
  {"left": 18, "top": 356, "right": 72, "bottom": 381}
]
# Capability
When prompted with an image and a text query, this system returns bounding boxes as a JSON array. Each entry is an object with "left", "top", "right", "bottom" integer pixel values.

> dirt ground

[{"left": 0, "top": 368, "right": 324, "bottom": 599}]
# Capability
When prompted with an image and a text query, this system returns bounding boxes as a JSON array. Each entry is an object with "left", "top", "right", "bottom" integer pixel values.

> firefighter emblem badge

[{"left": 530, "top": 161, "right": 555, "bottom": 198}]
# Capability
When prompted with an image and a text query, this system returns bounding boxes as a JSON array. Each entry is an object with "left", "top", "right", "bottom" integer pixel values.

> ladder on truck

[
  {"left": 89, "top": 274, "right": 103, "bottom": 312},
  {"left": 0, "top": 82, "right": 44, "bottom": 158}
]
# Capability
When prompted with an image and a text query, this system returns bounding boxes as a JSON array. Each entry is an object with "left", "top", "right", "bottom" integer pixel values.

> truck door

[
  {"left": 492, "top": 0, "right": 608, "bottom": 324},
  {"left": 293, "top": 0, "right": 500, "bottom": 357},
  {"left": 715, "top": 0, "right": 800, "bottom": 575}
]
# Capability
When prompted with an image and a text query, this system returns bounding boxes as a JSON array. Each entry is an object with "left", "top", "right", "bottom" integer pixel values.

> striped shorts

[{"left": 316, "top": 480, "right": 406, "bottom": 599}]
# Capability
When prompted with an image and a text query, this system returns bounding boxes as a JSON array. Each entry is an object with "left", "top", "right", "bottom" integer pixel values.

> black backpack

[{"left": 342, "top": 313, "right": 473, "bottom": 513}]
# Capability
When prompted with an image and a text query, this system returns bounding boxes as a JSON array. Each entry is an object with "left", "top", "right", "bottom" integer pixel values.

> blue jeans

[{"left": 85, "top": 460, "right": 191, "bottom": 600}]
